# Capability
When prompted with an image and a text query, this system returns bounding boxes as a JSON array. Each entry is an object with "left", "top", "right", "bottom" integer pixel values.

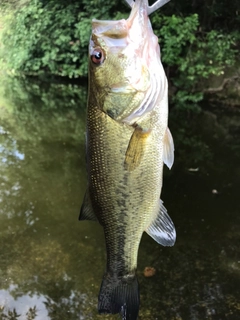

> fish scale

[{"left": 79, "top": 0, "right": 176, "bottom": 319}]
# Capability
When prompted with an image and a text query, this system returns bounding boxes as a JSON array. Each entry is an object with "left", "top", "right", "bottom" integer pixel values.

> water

[{"left": 0, "top": 77, "right": 239, "bottom": 320}]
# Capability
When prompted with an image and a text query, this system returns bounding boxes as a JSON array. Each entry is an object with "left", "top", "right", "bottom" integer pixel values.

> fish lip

[{"left": 127, "top": 0, "right": 148, "bottom": 30}]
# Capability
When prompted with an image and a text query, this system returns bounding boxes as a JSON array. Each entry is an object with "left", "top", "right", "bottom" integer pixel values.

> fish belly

[{"left": 87, "top": 104, "right": 163, "bottom": 272}]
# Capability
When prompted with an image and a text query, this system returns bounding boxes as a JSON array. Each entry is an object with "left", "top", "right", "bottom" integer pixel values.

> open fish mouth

[{"left": 120, "top": 0, "right": 169, "bottom": 124}]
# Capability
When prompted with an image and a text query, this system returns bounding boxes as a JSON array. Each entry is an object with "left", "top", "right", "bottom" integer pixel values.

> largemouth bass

[{"left": 79, "top": 0, "right": 176, "bottom": 319}]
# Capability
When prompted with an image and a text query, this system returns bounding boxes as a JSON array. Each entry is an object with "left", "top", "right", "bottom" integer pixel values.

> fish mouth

[{"left": 119, "top": 0, "right": 169, "bottom": 124}]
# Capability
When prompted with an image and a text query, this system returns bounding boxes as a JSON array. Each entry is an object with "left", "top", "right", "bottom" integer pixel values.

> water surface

[{"left": 0, "top": 77, "right": 239, "bottom": 320}]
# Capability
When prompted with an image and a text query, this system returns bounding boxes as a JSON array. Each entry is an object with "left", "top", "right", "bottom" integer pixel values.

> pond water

[{"left": 0, "top": 77, "right": 239, "bottom": 320}]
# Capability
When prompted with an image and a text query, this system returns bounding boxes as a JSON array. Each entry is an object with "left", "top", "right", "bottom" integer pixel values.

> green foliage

[
  {"left": 0, "top": 0, "right": 239, "bottom": 111},
  {"left": 163, "top": 0, "right": 240, "bottom": 32},
  {"left": 0, "top": 0, "right": 120, "bottom": 77},
  {"left": 152, "top": 13, "right": 238, "bottom": 109},
  {"left": 1, "top": 1, "right": 85, "bottom": 77}
]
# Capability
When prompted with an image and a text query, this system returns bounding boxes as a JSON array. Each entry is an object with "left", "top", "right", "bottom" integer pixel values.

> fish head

[{"left": 89, "top": 0, "right": 168, "bottom": 124}]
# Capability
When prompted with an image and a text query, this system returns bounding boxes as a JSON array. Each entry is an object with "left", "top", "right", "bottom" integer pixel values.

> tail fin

[{"left": 98, "top": 273, "right": 139, "bottom": 320}]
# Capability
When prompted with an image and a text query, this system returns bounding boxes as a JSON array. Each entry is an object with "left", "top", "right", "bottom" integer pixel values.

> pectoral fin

[
  {"left": 163, "top": 128, "right": 174, "bottom": 169},
  {"left": 124, "top": 126, "right": 151, "bottom": 171},
  {"left": 145, "top": 200, "right": 176, "bottom": 246},
  {"left": 79, "top": 189, "right": 98, "bottom": 221}
]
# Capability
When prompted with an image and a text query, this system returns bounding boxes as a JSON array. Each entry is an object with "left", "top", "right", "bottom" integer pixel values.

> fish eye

[{"left": 91, "top": 48, "right": 105, "bottom": 65}]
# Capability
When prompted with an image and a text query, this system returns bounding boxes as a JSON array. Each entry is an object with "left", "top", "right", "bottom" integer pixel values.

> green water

[{"left": 0, "top": 77, "right": 239, "bottom": 320}]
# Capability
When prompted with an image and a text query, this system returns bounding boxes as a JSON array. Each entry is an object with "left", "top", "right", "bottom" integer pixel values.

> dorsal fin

[{"left": 145, "top": 200, "right": 176, "bottom": 246}]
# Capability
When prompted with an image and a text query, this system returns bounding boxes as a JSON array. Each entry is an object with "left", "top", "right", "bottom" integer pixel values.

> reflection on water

[
  {"left": 0, "top": 77, "right": 239, "bottom": 320},
  {"left": 1, "top": 288, "right": 47, "bottom": 320}
]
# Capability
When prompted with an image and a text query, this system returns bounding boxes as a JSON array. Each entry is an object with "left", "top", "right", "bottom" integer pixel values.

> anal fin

[
  {"left": 79, "top": 189, "right": 98, "bottom": 221},
  {"left": 145, "top": 200, "right": 176, "bottom": 246}
]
